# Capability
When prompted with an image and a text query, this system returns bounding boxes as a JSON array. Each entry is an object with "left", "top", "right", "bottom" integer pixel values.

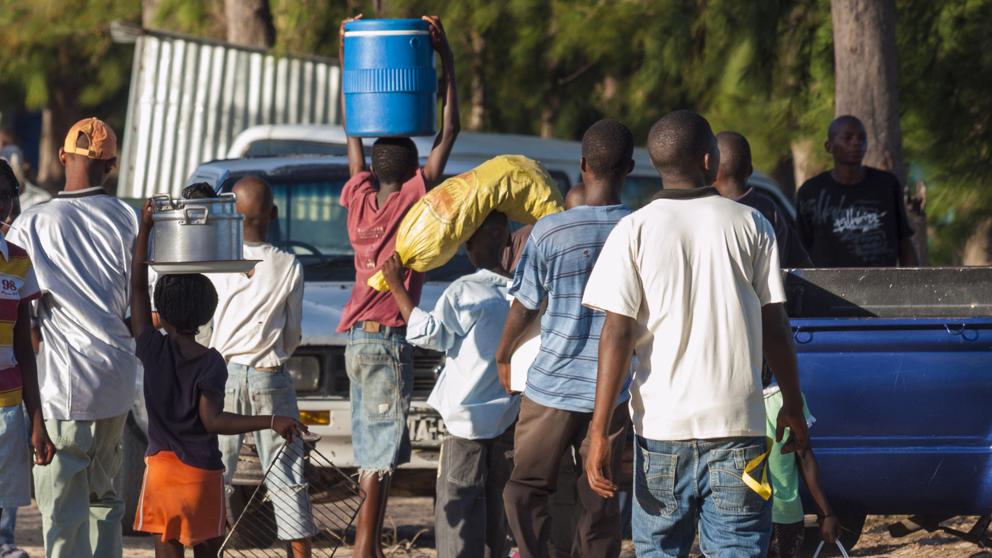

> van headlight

[{"left": 284, "top": 356, "right": 321, "bottom": 392}]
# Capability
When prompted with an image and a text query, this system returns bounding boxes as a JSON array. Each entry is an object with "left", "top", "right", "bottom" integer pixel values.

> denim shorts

[
  {"left": 220, "top": 364, "right": 314, "bottom": 541},
  {"left": 0, "top": 405, "right": 30, "bottom": 507},
  {"left": 345, "top": 325, "right": 413, "bottom": 477}
]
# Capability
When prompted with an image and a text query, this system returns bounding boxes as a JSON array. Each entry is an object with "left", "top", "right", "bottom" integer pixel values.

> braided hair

[
  {"left": 154, "top": 274, "right": 218, "bottom": 336},
  {"left": 0, "top": 159, "right": 19, "bottom": 196}
]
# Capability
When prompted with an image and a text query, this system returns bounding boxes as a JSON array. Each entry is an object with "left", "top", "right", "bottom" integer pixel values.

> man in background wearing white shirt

[
  {"left": 7, "top": 118, "right": 139, "bottom": 558},
  {"left": 582, "top": 110, "right": 809, "bottom": 558},
  {"left": 209, "top": 176, "right": 312, "bottom": 558}
]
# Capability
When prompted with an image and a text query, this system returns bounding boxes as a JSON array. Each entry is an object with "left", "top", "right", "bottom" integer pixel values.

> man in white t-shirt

[
  {"left": 7, "top": 117, "right": 139, "bottom": 558},
  {"left": 581, "top": 110, "right": 809, "bottom": 558},
  {"left": 208, "top": 176, "right": 313, "bottom": 558}
]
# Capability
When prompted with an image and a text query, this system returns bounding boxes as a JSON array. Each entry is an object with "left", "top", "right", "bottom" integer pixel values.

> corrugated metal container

[{"left": 118, "top": 28, "right": 341, "bottom": 198}]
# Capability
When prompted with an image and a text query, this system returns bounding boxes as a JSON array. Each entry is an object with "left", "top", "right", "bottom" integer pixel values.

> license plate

[{"left": 408, "top": 412, "right": 447, "bottom": 447}]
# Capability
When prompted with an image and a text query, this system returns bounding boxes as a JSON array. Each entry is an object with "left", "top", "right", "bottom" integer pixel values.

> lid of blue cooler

[{"left": 344, "top": 18, "right": 430, "bottom": 34}]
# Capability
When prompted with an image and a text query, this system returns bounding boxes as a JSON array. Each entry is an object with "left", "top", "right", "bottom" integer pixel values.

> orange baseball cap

[{"left": 63, "top": 117, "right": 117, "bottom": 160}]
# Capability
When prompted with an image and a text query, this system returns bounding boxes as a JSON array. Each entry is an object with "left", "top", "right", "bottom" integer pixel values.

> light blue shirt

[
  {"left": 407, "top": 269, "right": 519, "bottom": 440},
  {"left": 511, "top": 205, "right": 631, "bottom": 412}
]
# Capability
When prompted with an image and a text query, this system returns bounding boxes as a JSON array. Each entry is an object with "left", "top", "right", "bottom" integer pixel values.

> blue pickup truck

[{"left": 785, "top": 267, "right": 992, "bottom": 552}]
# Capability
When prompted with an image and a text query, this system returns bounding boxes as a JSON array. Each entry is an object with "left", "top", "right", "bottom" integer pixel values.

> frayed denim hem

[{"left": 357, "top": 467, "right": 395, "bottom": 482}]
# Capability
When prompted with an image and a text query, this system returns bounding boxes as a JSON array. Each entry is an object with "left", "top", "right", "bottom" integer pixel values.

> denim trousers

[
  {"left": 434, "top": 428, "right": 514, "bottom": 558},
  {"left": 0, "top": 507, "right": 15, "bottom": 546},
  {"left": 632, "top": 436, "right": 771, "bottom": 558},
  {"left": 344, "top": 325, "right": 413, "bottom": 477},
  {"left": 0, "top": 403, "right": 29, "bottom": 547},
  {"left": 219, "top": 363, "right": 315, "bottom": 541},
  {"left": 0, "top": 404, "right": 30, "bottom": 509},
  {"left": 33, "top": 414, "right": 127, "bottom": 558}
]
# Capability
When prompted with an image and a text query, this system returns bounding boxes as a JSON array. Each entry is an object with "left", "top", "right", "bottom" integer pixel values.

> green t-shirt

[{"left": 763, "top": 387, "right": 814, "bottom": 524}]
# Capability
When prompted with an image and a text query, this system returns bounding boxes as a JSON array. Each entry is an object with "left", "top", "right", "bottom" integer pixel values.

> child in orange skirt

[{"left": 130, "top": 201, "right": 304, "bottom": 557}]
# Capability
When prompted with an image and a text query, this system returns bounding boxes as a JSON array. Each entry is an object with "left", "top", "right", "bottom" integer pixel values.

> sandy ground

[{"left": 12, "top": 502, "right": 991, "bottom": 557}]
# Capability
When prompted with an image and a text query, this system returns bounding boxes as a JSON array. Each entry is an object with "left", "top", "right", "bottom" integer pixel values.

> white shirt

[
  {"left": 209, "top": 243, "right": 304, "bottom": 368},
  {"left": 582, "top": 188, "right": 785, "bottom": 441},
  {"left": 408, "top": 269, "right": 519, "bottom": 440},
  {"left": 7, "top": 188, "right": 139, "bottom": 421}
]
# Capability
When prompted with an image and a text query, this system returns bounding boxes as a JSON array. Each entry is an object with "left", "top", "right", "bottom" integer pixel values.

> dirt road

[{"left": 12, "top": 501, "right": 990, "bottom": 557}]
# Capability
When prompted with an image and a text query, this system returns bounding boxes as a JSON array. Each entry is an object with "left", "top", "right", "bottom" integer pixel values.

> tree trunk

[
  {"left": 224, "top": 0, "right": 275, "bottom": 48},
  {"left": 538, "top": 71, "right": 564, "bottom": 138},
  {"left": 141, "top": 0, "right": 163, "bottom": 28},
  {"left": 37, "top": 48, "right": 80, "bottom": 191},
  {"left": 963, "top": 217, "right": 992, "bottom": 266},
  {"left": 467, "top": 30, "right": 487, "bottom": 131},
  {"left": 539, "top": 88, "right": 560, "bottom": 139},
  {"left": 789, "top": 137, "right": 819, "bottom": 191},
  {"left": 831, "top": 0, "right": 903, "bottom": 181},
  {"left": 831, "top": 0, "right": 927, "bottom": 262},
  {"left": 770, "top": 156, "right": 797, "bottom": 201}
]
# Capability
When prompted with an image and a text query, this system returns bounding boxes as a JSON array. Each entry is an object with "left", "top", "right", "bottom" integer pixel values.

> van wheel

[
  {"left": 801, "top": 513, "right": 866, "bottom": 557},
  {"left": 117, "top": 414, "right": 148, "bottom": 536}
]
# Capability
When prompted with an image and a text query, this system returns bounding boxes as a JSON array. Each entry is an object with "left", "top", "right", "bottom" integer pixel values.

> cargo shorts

[{"left": 345, "top": 324, "right": 413, "bottom": 478}]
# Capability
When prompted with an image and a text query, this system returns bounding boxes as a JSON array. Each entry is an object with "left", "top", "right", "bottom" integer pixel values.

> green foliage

[
  {"left": 269, "top": 0, "right": 347, "bottom": 58},
  {"left": 1, "top": 0, "right": 991, "bottom": 260},
  {"left": 707, "top": 1, "right": 835, "bottom": 175},
  {"left": 149, "top": 0, "right": 224, "bottom": 38},
  {"left": 897, "top": 0, "right": 992, "bottom": 263},
  {"left": 0, "top": 0, "right": 141, "bottom": 113}
]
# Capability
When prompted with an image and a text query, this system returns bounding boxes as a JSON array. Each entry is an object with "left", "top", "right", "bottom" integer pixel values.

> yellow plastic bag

[{"left": 368, "top": 155, "right": 564, "bottom": 291}]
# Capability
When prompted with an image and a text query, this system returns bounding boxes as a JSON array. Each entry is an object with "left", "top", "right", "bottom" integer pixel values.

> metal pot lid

[{"left": 152, "top": 192, "right": 238, "bottom": 214}]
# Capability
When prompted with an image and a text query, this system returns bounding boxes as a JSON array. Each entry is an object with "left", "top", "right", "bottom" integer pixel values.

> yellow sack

[{"left": 368, "top": 155, "right": 564, "bottom": 291}]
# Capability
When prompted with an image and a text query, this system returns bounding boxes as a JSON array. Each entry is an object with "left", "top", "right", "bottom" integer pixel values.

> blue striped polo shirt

[{"left": 510, "top": 205, "right": 631, "bottom": 412}]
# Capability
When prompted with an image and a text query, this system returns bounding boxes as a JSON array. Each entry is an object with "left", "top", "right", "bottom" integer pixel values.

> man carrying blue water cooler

[{"left": 337, "top": 14, "right": 461, "bottom": 558}]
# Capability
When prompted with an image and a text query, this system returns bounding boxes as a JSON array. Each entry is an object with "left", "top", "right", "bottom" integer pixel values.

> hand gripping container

[{"left": 342, "top": 18, "right": 437, "bottom": 137}]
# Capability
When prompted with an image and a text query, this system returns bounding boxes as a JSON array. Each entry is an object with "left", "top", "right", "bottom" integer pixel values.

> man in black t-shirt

[
  {"left": 796, "top": 115, "right": 918, "bottom": 267},
  {"left": 715, "top": 131, "right": 812, "bottom": 268}
]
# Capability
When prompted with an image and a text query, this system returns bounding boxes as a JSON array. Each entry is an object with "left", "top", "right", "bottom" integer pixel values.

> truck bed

[{"left": 787, "top": 268, "right": 992, "bottom": 515}]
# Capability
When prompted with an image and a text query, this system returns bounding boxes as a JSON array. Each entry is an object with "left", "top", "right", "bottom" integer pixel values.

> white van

[{"left": 227, "top": 124, "right": 796, "bottom": 217}]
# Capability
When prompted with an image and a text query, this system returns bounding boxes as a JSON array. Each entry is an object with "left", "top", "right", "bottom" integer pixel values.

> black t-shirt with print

[
  {"left": 796, "top": 167, "right": 914, "bottom": 267},
  {"left": 737, "top": 188, "right": 812, "bottom": 268}
]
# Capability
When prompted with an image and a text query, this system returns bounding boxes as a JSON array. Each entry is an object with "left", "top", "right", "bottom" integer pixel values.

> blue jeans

[
  {"left": 632, "top": 436, "right": 771, "bottom": 558},
  {"left": 219, "top": 364, "right": 315, "bottom": 541},
  {"left": 345, "top": 325, "right": 413, "bottom": 477},
  {"left": 0, "top": 506, "right": 15, "bottom": 545}
]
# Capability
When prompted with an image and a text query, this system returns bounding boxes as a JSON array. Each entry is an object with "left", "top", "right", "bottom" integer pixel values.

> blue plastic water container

[{"left": 343, "top": 18, "right": 437, "bottom": 137}]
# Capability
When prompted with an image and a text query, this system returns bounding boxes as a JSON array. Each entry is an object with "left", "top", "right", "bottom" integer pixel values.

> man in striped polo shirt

[
  {"left": 496, "top": 119, "right": 635, "bottom": 558},
  {"left": 0, "top": 159, "right": 55, "bottom": 558}
]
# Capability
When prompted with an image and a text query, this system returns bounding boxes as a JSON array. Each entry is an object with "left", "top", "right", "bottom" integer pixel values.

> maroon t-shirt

[{"left": 337, "top": 169, "right": 427, "bottom": 332}]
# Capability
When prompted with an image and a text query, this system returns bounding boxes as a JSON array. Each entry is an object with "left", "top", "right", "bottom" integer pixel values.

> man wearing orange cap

[{"left": 6, "top": 118, "right": 139, "bottom": 558}]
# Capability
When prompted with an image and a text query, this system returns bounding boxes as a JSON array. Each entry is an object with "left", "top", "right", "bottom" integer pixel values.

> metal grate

[{"left": 221, "top": 435, "right": 365, "bottom": 557}]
